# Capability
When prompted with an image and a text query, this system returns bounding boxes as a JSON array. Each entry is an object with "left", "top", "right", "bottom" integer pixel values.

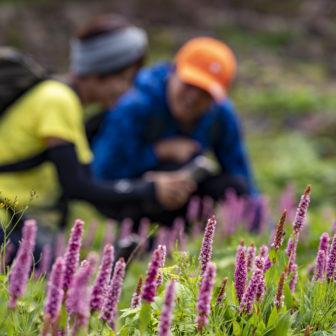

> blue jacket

[{"left": 92, "top": 62, "right": 258, "bottom": 195}]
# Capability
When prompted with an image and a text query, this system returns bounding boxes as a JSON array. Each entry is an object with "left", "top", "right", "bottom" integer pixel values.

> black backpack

[
  {"left": 0, "top": 46, "right": 47, "bottom": 117},
  {"left": 0, "top": 47, "right": 49, "bottom": 172}
]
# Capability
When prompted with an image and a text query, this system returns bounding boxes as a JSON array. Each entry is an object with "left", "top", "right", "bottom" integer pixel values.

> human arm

[{"left": 46, "top": 140, "right": 195, "bottom": 209}]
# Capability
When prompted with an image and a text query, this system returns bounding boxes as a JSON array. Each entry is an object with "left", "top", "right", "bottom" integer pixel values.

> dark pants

[{"left": 95, "top": 172, "right": 248, "bottom": 228}]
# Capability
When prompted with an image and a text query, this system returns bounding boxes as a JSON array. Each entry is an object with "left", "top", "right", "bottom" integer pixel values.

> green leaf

[
  {"left": 233, "top": 320, "right": 241, "bottom": 336},
  {"left": 267, "top": 306, "right": 278, "bottom": 328},
  {"left": 139, "top": 302, "right": 152, "bottom": 334},
  {"left": 59, "top": 303, "right": 68, "bottom": 331},
  {"left": 269, "top": 248, "right": 277, "bottom": 263},
  {"left": 283, "top": 283, "right": 293, "bottom": 308}
]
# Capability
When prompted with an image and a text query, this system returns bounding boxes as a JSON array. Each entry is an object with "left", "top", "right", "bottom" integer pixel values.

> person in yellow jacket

[{"left": 0, "top": 14, "right": 195, "bottom": 262}]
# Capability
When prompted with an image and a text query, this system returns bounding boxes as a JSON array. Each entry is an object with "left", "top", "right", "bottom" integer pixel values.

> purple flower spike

[
  {"left": 187, "top": 195, "right": 201, "bottom": 222},
  {"left": 199, "top": 216, "right": 217, "bottom": 276},
  {"left": 130, "top": 275, "right": 143, "bottom": 308},
  {"left": 326, "top": 233, "right": 336, "bottom": 281},
  {"left": 138, "top": 217, "right": 150, "bottom": 253},
  {"left": 1, "top": 242, "right": 14, "bottom": 270},
  {"left": 234, "top": 249, "right": 247, "bottom": 303},
  {"left": 289, "top": 264, "right": 299, "bottom": 294},
  {"left": 119, "top": 218, "right": 133, "bottom": 240},
  {"left": 263, "top": 257, "right": 272, "bottom": 273},
  {"left": 319, "top": 232, "right": 330, "bottom": 255},
  {"left": 236, "top": 240, "right": 245, "bottom": 264},
  {"left": 239, "top": 267, "right": 263, "bottom": 313},
  {"left": 40, "top": 245, "right": 52, "bottom": 275},
  {"left": 83, "top": 220, "right": 98, "bottom": 250},
  {"left": 293, "top": 185, "right": 311, "bottom": 235},
  {"left": 286, "top": 235, "right": 298, "bottom": 274},
  {"left": 104, "top": 219, "right": 116, "bottom": 246},
  {"left": 100, "top": 258, "right": 126, "bottom": 330},
  {"left": 156, "top": 245, "right": 167, "bottom": 287},
  {"left": 44, "top": 257, "right": 64, "bottom": 322},
  {"left": 202, "top": 196, "right": 214, "bottom": 220},
  {"left": 90, "top": 244, "right": 114, "bottom": 312},
  {"left": 246, "top": 243, "right": 256, "bottom": 272},
  {"left": 63, "top": 219, "right": 85, "bottom": 293},
  {"left": 196, "top": 262, "right": 216, "bottom": 332},
  {"left": 54, "top": 232, "right": 66, "bottom": 258},
  {"left": 142, "top": 249, "right": 161, "bottom": 303},
  {"left": 8, "top": 219, "right": 37, "bottom": 308},
  {"left": 255, "top": 257, "right": 265, "bottom": 302},
  {"left": 259, "top": 245, "right": 268, "bottom": 259},
  {"left": 158, "top": 280, "right": 176, "bottom": 336},
  {"left": 67, "top": 254, "right": 97, "bottom": 324},
  {"left": 255, "top": 256, "right": 265, "bottom": 270}
]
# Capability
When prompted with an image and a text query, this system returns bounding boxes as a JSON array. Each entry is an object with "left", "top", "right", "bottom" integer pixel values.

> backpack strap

[{"left": 0, "top": 150, "right": 47, "bottom": 173}]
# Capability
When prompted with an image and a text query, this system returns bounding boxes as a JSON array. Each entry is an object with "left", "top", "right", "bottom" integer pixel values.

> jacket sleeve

[
  {"left": 46, "top": 143, "right": 156, "bottom": 205},
  {"left": 213, "top": 102, "right": 259, "bottom": 196},
  {"left": 91, "top": 89, "right": 159, "bottom": 179}
]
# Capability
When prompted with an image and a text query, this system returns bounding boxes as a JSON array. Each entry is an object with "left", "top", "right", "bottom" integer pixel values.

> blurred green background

[{"left": 1, "top": 0, "right": 336, "bottom": 217}]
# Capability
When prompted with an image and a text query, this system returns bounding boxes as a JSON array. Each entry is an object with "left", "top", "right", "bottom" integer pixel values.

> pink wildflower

[
  {"left": 119, "top": 218, "right": 133, "bottom": 240},
  {"left": 234, "top": 249, "right": 247, "bottom": 303},
  {"left": 187, "top": 195, "right": 201, "bottom": 222},
  {"left": 286, "top": 235, "right": 298, "bottom": 274},
  {"left": 158, "top": 280, "right": 176, "bottom": 336},
  {"left": 44, "top": 257, "right": 64, "bottom": 323},
  {"left": 196, "top": 262, "right": 216, "bottom": 332},
  {"left": 263, "top": 257, "right": 272, "bottom": 273},
  {"left": 156, "top": 245, "right": 167, "bottom": 287},
  {"left": 239, "top": 267, "right": 263, "bottom": 313},
  {"left": 83, "top": 220, "right": 98, "bottom": 250},
  {"left": 67, "top": 254, "right": 97, "bottom": 326},
  {"left": 54, "top": 232, "right": 66, "bottom": 258},
  {"left": 246, "top": 242, "right": 256, "bottom": 272},
  {"left": 259, "top": 245, "right": 268, "bottom": 259},
  {"left": 63, "top": 219, "right": 85, "bottom": 293},
  {"left": 138, "top": 217, "right": 150, "bottom": 253},
  {"left": 319, "top": 232, "right": 330, "bottom": 256},
  {"left": 255, "top": 257, "right": 265, "bottom": 302},
  {"left": 8, "top": 219, "right": 37, "bottom": 308},
  {"left": 100, "top": 258, "right": 126, "bottom": 330},
  {"left": 199, "top": 215, "right": 216, "bottom": 276},
  {"left": 289, "top": 269, "right": 298, "bottom": 294},
  {"left": 142, "top": 248, "right": 161, "bottom": 303},
  {"left": 90, "top": 244, "right": 114, "bottom": 312},
  {"left": 326, "top": 233, "right": 336, "bottom": 281},
  {"left": 39, "top": 245, "right": 52, "bottom": 275},
  {"left": 202, "top": 196, "right": 214, "bottom": 220},
  {"left": 292, "top": 185, "right": 311, "bottom": 235}
]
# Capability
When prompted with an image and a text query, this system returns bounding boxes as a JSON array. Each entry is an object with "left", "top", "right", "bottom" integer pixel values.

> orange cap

[{"left": 175, "top": 37, "right": 237, "bottom": 101}]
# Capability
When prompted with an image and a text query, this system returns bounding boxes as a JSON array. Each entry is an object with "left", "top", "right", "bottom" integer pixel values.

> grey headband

[{"left": 70, "top": 26, "right": 147, "bottom": 76}]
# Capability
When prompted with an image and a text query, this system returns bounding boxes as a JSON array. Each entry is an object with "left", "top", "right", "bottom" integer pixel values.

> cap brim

[{"left": 176, "top": 64, "right": 227, "bottom": 101}]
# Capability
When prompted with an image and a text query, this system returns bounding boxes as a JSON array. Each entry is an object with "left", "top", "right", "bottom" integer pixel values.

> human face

[
  {"left": 167, "top": 72, "right": 213, "bottom": 124},
  {"left": 92, "top": 64, "right": 139, "bottom": 108}
]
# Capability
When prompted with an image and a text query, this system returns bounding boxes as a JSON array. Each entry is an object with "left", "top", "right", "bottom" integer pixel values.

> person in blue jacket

[{"left": 92, "top": 37, "right": 259, "bottom": 225}]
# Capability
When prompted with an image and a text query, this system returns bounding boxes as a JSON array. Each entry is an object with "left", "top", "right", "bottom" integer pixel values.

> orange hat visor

[{"left": 175, "top": 37, "right": 237, "bottom": 101}]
